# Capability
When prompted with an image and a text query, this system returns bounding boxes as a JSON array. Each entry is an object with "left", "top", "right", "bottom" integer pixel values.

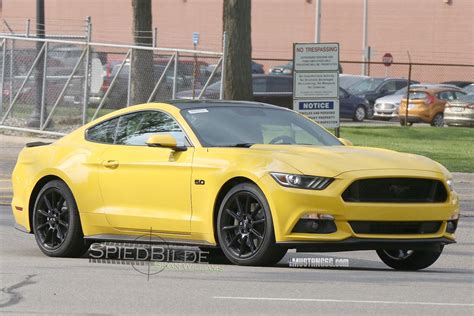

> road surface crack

[{"left": 0, "top": 274, "right": 36, "bottom": 308}]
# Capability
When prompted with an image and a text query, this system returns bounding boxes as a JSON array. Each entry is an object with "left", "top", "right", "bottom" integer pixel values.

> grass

[{"left": 339, "top": 126, "right": 474, "bottom": 173}]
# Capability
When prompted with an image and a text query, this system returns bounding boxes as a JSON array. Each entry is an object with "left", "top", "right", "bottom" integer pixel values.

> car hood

[
  {"left": 375, "top": 94, "right": 404, "bottom": 104},
  {"left": 251, "top": 144, "right": 446, "bottom": 177}
]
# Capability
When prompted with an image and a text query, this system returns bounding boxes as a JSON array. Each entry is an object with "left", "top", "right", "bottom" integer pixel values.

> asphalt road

[{"left": 0, "top": 134, "right": 473, "bottom": 315}]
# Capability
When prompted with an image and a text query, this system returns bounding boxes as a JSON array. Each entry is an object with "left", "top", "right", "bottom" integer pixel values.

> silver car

[
  {"left": 444, "top": 93, "right": 474, "bottom": 127},
  {"left": 374, "top": 84, "right": 460, "bottom": 120}
]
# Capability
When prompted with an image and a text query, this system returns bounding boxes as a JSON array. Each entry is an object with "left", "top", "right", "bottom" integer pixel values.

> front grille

[
  {"left": 350, "top": 221, "right": 442, "bottom": 235},
  {"left": 375, "top": 103, "right": 395, "bottom": 110},
  {"left": 342, "top": 178, "right": 447, "bottom": 203}
]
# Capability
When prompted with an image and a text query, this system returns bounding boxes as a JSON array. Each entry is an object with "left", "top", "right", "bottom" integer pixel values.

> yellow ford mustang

[{"left": 11, "top": 101, "right": 459, "bottom": 270}]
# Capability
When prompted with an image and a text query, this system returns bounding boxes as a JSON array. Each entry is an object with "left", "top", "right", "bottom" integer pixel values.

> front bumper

[
  {"left": 278, "top": 237, "right": 454, "bottom": 252},
  {"left": 261, "top": 169, "right": 459, "bottom": 245},
  {"left": 445, "top": 115, "right": 474, "bottom": 127}
]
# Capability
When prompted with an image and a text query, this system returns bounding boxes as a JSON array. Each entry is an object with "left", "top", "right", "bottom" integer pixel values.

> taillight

[{"left": 425, "top": 94, "right": 435, "bottom": 104}]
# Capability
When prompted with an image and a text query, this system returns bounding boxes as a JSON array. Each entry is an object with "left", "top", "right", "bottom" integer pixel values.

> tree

[
  {"left": 222, "top": 0, "right": 253, "bottom": 100},
  {"left": 131, "top": 0, "right": 154, "bottom": 104}
]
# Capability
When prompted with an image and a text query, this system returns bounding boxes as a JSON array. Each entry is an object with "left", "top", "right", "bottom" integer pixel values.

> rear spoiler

[{"left": 26, "top": 141, "right": 51, "bottom": 148}]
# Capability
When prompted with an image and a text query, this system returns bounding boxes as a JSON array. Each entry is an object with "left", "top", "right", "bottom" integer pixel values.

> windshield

[
  {"left": 339, "top": 76, "right": 366, "bottom": 89},
  {"left": 459, "top": 93, "right": 474, "bottom": 102},
  {"left": 181, "top": 106, "right": 341, "bottom": 147},
  {"left": 348, "top": 78, "right": 384, "bottom": 93}
]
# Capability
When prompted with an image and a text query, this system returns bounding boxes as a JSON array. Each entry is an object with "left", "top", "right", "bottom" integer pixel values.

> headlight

[
  {"left": 446, "top": 179, "right": 454, "bottom": 191},
  {"left": 270, "top": 172, "right": 333, "bottom": 190}
]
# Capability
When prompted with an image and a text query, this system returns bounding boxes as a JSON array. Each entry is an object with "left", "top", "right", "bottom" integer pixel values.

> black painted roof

[{"left": 167, "top": 99, "right": 283, "bottom": 110}]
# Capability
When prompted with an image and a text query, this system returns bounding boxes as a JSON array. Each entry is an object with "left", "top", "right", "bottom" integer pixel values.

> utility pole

[
  {"left": 28, "top": 0, "right": 45, "bottom": 127},
  {"left": 314, "top": 0, "right": 321, "bottom": 43},
  {"left": 361, "top": 0, "right": 368, "bottom": 76}
]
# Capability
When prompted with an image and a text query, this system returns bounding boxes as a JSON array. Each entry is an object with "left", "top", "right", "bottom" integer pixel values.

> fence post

[
  {"left": 172, "top": 51, "right": 179, "bottom": 99},
  {"left": 152, "top": 27, "right": 157, "bottom": 48},
  {"left": 82, "top": 16, "right": 92, "bottom": 124},
  {"left": 127, "top": 49, "right": 133, "bottom": 107},
  {"left": 220, "top": 31, "right": 227, "bottom": 100},
  {"left": 0, "top": 39, "right": 6, "bottom": 112},
  {"left": 40, "top": 42, "right": 48, "bottom": 127},
  {"left": 9, "top": 39, "right": 14, "bottom": 105},
  {"left": 404, "top": 63, "right": 412, "bottom": 126}
]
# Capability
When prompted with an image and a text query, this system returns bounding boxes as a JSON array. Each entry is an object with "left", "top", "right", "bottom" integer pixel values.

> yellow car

[{"left": 11, "top": 101, "right": 459, "bottom": 270}]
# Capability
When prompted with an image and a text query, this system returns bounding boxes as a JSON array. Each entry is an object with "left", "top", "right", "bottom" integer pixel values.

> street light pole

[
  {"left": 28, "top": 0, "right": 45, "bottom": 127},
  {"left": 315, "top": 0, "right": 321, "bottom": 43},
  {"left": 361, "top": 0, "right": 368, "bottom": 76}
]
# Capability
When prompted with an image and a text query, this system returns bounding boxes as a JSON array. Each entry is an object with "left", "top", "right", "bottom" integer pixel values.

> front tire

[
  {"left": 353, "top": 105, "right": 366, "bottom": 122},
  {"left": 376, "top": 247, "right": 443, "bottom": 271},
  {"left": 216, "top": 183, "right": 287, "bottom": 266},
  {"left": 32, "top": 180, "right": 87, "bottom": 257}
]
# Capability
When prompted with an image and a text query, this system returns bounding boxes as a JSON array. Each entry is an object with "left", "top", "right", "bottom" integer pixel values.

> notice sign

[
  {"left": 294, "top": 100, "right": 340, "bottom": 127},
  {"left": 294, "top": 72, "right": 338, "bottom": 98},
  {"left": 293, "top": 42, "right": 340, "bottom": 128}
]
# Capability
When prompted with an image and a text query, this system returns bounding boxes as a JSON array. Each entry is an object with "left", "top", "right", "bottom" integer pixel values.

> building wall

[{"left": 2, "top": 0, "right": 473, "bottom": 78}]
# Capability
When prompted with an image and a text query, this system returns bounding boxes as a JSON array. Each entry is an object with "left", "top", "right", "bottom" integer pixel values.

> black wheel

[
  {"left": 216, "top": 183, "right": 287, "bottom": 266},
  {"left": 376, "top": 247, "right": 443, "bottom": 271},
  {"left": 352, "top": 106, "right": 366, "bottom": 122},
  {"left": 32, "top": 180, "right": 87, "bottom": 257},
  {"left": 431, "top": 113, "right": 444, "bottom": 127}
]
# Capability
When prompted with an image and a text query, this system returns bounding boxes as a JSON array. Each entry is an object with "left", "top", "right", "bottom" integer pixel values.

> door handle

[{"left": 102, "top": 160, "right": 119, "bottom": 169}]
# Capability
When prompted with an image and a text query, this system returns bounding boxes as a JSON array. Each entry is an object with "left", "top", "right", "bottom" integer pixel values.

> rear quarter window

[{"left": 85, "top": 117, "right": 119, "bottom": 144}]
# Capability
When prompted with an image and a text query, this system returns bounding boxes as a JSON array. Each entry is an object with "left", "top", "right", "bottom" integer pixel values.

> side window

[
  {"left": 115, "top": 111, "right": 185, "bottom": 146},
  {"left": 454, "top": 91, "right": 466, "bottom": 99},
  {"left": 86, "top": 117, "right": 119, "bottom": 144},
  {"left": 380, "top": 81, "right": 397, "bottom": 93},
  {"left": 395, "top": 80, "right": 408, "bottom": 90}
]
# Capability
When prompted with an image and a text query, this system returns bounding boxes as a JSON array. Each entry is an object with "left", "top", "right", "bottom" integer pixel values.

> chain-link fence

[
  {"left": 0, "top": 36, "right": 224, "bottom": 135},
  {"left": 253, "top": 58, "right": 474, "bottom": 84}
]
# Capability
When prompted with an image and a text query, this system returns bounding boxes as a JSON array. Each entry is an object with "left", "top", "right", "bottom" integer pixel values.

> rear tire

[
  {"left": 216, "top": 183, "right": 287, "bottom": 266},
  {"left": 32, "top": 180, "right": 87, "bottom": 257},
  {"left": 376, "top": 247, "right": 443, "bottom": 271},
  {"left": 431, "top": 113, "right": 444, "bottom": 127}
]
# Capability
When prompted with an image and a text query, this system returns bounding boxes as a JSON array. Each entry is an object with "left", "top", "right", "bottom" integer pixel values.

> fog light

[
  {"left": 292, "top": 214, "right": 337, "bottom": 234},
  {"left": 446, "top": 219, "right": 458, "bottom": 234}
]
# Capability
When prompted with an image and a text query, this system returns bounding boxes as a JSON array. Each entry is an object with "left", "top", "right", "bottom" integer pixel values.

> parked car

[
  {"left": 177, "top": 74, "right": 293, "bottom": 109},
  {"left": 339, "top": 88, "right": 370, "bottom": 122},
  {"left": 347, "top": 77, "right": 418, "bottom": 119},
  {"left": 204, "top": 61, "right": 264, "bottom": 77},
  {"left": 463, "top": 83, "right": 474, "bottom": 94},
  {"left": 441, "top": 81, "right": 473, "bottom": 89},
  {"left": 269, "top": 61, "right": 343, "bottom": 75},
  {"left": 444, "top": 93, "right": 474, "bottom": 127},
  {"left": 339, "top": 74, "right": 368, "bottom": 90},
  {"left": 269, "top": 61, "right": 293, "bottom": 75},
  {"left": 399, "top": 87, "right": 466, "bottom": 127},
  {"left": 374, "top": 84, "right": 461, "bottom": 121},
  {"left": 178, "top": 77, "right": 368, "bottom": 122}
]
